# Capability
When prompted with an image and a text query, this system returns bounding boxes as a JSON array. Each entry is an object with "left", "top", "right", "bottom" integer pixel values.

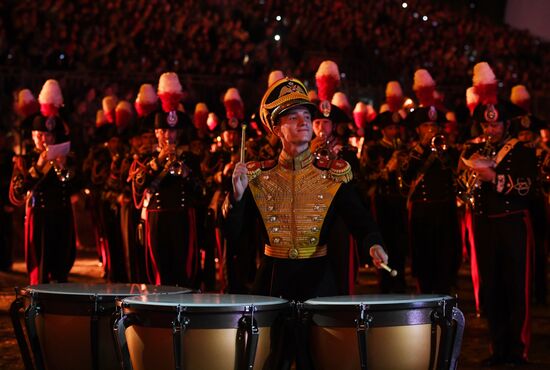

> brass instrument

[
  {"left": 430, "top": 134, "right": 448, "bottom": 155},
  {"left": 164, "top": 143, "right": 187, "bottom": 177},
  {"left": 313, "top": 132, "right": 336, "bottom": 161},
  {"left": 457, "top": 136, "right": 494, "bottom": 208}
]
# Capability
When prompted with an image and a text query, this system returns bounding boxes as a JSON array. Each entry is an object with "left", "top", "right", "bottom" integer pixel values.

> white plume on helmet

[
  {"left": 315, "top": 60, "right": 340, "bottom": 80},
  {"left": 332, "top": 92, "right": 350, "bottom": 111},
  {"left": 136, "top": 84, "right": 158, "bottom": 104},
  {"left": 268, "top": 70, "right": 285, "bottom": 87},
  {"left": 385, "top": 81, "right": 403, "bottom": 97},
  {"left": 510, "top": 85, "right": 530, "bottom": 104},
  {"left": 18, "top": 89, "right": 36, "bottom": 105},
  {"left": 472, "top": 62, "right": 496, "bottom": 86},
  {"left": 158, "top": 72, "right": 183, "bottom": 94},
  {"left": 413, "top": 69, "right": 435, "bottom": 89},
  {"left": 224, "top": 87, "right": 242, "bottom": 102},
  {"left": 102, "top": 96, "right": 118, "bottom": 113},
  {"left": 38, "top": 79, "right": 63, "bottom": 107}
]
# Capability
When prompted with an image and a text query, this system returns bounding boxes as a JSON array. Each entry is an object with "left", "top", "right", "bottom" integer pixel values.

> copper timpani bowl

[
  {"left": 115, "top": 293, "right": 290, "bottom": 370},
  {"left": 302, "top": 294, "right": 465, "bottom": 370},
  {"left": 10, "top": 283, "right": 190, "bottom": 370}
]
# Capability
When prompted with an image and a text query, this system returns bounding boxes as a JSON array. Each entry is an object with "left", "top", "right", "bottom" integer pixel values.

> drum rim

[
  {"left": 121, "top": 293, "right": 290, "bottom": 312},
  {"left": 20, "top": 283, "right": 192, "bottom": 298},
  {"left": 303, "top": 294, "right": 455, "bottom": 310}
]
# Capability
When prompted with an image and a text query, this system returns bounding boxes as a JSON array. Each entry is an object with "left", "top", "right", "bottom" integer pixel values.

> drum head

[
  {"left": 122, "top": 293, "right": 289, "bottom": 312},
  {"left": 304, "top": 294, "right": 453, "bottom": 310},
  {"left": 23, "top": 283, "right": 190, "bottom": 300}
]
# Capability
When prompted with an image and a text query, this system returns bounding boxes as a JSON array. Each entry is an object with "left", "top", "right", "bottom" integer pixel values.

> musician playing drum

[{"left": 223, "top": 77, "right": 388, "bottom": 369}]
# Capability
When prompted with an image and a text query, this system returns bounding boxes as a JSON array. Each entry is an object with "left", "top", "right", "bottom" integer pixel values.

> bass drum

[
  {"left": 10, "top": 283, "right": 190, "bottom": 370},
  {"left": 116, "top": 293, "right": 290, "bottom": 370},
  {"left": 303, "top": 294, "right": 465, "bottom": 370}
]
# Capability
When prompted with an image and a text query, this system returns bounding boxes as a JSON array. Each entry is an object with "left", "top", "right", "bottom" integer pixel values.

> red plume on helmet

[
  {"left": 315, "top": 60, "right": 340, "bottom": 102},
  {"left": 16, "top": 89, "right": 39, "bottom": 118},
  {"left": 385, "top": 81, "right": 403, "bottom": 113},
  {"left": 466, "top": 87, "right": 479, "bottom": 116},
  {"left": 207, "top": 112, "right": 219, "bottom": 132},
  {"left": 472, "top": 62, "right": 498, "bottom": 105},
  {"left": 115, "top": 101, "right": 133, "bottom": 131},
  {"left": 332, "top": 92, "right": 352, "bottom": 118},
  {"left": 102, "top": 96, "right": 118, "bottom": 124},
  {"left": 510, "top": 85, "right": 530, "bottom": 113},
  {"left": 353, "top": 102, "right": 367, "bottom": 129},
  {"left": 193, "top": 102, "right": 209, "bottom": 131},
  {"left": 223, "top": 88, "right": 244, "bottom": 120},
  {"left": 413, "top": 69, "right": 436, "bottom": 107},
  {"left": 135, "top": 83, "right": 158, "bottom": 117},
  {"left": 38, "top": 79, "right": 63, "bottom": 117},
  {"left": 157, "top": 72, "right": 183, "bottom": 113}
]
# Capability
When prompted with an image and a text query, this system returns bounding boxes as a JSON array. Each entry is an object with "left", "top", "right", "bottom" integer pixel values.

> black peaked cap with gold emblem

[{"left": 260, "top": 77, "right": 316, "bottom": 133}]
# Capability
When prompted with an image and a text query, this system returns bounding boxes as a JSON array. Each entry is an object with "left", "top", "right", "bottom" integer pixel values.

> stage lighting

[
  {"left": 422, "top": 16, "right": 428, "bottom": 22},
  {"left": 274, "top": 34, "right": 281, "bottom": 41},
  {"left": 402, "top": 2, "right": 408, "bottom": 8},
  {"left": 276, "top": 15, "right": 282, "bottom": 21}
]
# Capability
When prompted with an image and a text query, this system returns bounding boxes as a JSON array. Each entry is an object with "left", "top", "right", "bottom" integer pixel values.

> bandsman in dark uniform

[
  {"left": 310, "top": 101, "right": 362, "bottom": 294},
  {"left": 10, "top": 79, "right": 78, "bottom": 284},
  {"left": 364, "top": 111, "right": 409, "bottom": 293},
  {"left": 223, "top": 77, "right": 388, "bottom": 369},
  {"left": 461, "top": 102, "right": 537, "bottom": 366},
  {"left": 123, "top": 83, "right": 159, "bottom": 282},
  {"left": 401, "top": 106, "right": 461, "bottom": 294},
  {"left": 131, "top": 72, "right": 200, "bottom": 287}
]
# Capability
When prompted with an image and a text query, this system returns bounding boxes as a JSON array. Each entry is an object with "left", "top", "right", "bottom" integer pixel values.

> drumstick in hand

[
  {"left": 240, "top": 124, "right": 247, "bottom": 163},
  {"left": 380, "top": 263, "right": 398, "bottom": 277}
]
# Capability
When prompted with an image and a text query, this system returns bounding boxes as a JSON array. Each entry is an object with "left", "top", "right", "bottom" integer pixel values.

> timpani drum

[
  {"left": 115, "top": 293, "right": 290, "bottom": 370},
  {"left": 303, "top": 295, "right": 465, "bottom": 370},
  {"left": 10, "top": 283, "right": 190, "bottom": 370}
]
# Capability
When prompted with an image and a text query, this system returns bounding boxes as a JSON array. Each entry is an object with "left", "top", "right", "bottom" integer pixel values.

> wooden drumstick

[
  {"left": 240, "top": 124, "right": 247, "bottom": 163},
  {"left": 380, "top": 263, "right": 398, "bottom": 277}
]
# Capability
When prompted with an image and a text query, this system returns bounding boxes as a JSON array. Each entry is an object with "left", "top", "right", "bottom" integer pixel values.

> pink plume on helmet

[
  {"left": 193, "top": 102, "right": 209, "bottom": 130},
  {"left": 207, "top": 112, "right": 219, "bottom": 131},
  {"left": 353, "top": 102, "right": 367, "bottom": 129},
  {"left": 102, "top": 96, "right": 118, "bottom": 124},
  {"left": 115, "top": 101, "right": 133, "bottom": 130},
  {"left": 38, "top": 79, "right": 63, "bottom": 117},
  {"left": 135, "top": 83, "right": 158, "bottom": 117},
  {"left": 16, "top": 89, "right": 39, "bottom": 117},
  {"left": 224, "top": 88, "right": 244, "bottom": 120},
  {"left": 315, "top": 60, "right": 340, "bottom": 101},
  {"left": 332, "top": 92, "right": 351, "bottom": 117},
  {"left": 413, "top": 69, "right": 436, "bottom": 107},
  {"left": 466, "top": 87, "right": 479, "bottom": 116},
  {"left": 510, "top": 85, "right": 530, "bottom": 112},
  {"left": 268, "top": 70, "right": 285, "bottom": 87},
  {"left": 472, "top": 62, "right": 498, "bottom": 105},
  {"left": 157, "top": 72, "right": 183, "bottom": 112},
  {"left": 385, "top": 81, "right": 403, "bottom": 113}
]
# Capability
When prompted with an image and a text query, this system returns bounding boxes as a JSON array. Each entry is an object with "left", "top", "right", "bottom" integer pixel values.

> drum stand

[{"left": 9, "top": 290, "right": 36, "bottom": 370}]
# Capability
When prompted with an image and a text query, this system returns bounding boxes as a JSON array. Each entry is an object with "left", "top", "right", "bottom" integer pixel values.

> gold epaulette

[
  {"left": 246, "top": 160, "right": 277, "bottom": 181},
  {"left": 315, "top": 158, "right": 353, "bottom": 183}
]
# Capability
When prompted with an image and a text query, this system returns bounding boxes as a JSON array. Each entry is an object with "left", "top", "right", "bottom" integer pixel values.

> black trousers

[
  {"left": 252, "top": 256, "right": 337, "bottom": 370},
  {"left": 473, "top": 211, "right": 532, "bottom": 360}
]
